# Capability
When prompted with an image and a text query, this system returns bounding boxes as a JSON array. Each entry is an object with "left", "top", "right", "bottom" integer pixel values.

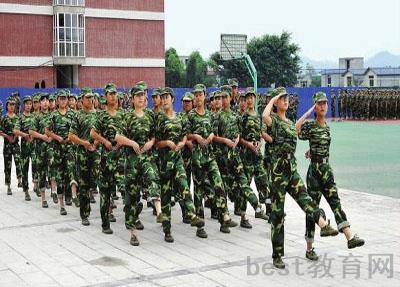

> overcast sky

[{"left": 165, "top": 0, "right": 400, "bottom": 62}]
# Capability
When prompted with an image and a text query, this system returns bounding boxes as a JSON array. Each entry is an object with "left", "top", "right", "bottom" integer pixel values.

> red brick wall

[
  {"left": 79, "top": 67, "right": 164, "bottom": 88},
  {"left": 0, "top": 14, "right": 53, "bottom": 56},
  {"left": 86, "top": 0, "right": 164, "bottom": 12},
  {"left": 85, "top": 18, "right": 164, "bottom": 59},
  {"left": 0, "top": 67, "right": 54, "bottom": 88},
  {"left": 0, "top": 0, "right": 51, "bottom": 5}
]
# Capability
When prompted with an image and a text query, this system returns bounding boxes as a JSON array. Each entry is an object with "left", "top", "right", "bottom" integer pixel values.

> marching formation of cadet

[
  {"left": 335, "top": 88, "right": 400, "bottom": 121},
  {"left": 0, "top": 80, "right": 364, "bottom": 268}
]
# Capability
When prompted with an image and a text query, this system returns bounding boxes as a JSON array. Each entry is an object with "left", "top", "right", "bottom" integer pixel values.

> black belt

[{"left": 311, "top": 156, "right": 329, "bottom": 164}]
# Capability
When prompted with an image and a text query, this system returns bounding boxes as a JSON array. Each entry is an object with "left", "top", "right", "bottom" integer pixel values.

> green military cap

[
  {"left": 313, "top": 92, "right": 328, "bottom": 103},
  {"left": 56, "top": 90, "right": 67, "bottom": 99},
  {"left": 104, "top": 82, "right": 117, "bottom": 94},
  {"left": 130, "top": 85, "right": 145, "bottom": 96},
  {"left": 152, "top": 87, "right": 163, "bottom": 97},
  {"left": 238, "top": 92, "right": 246, "bottom": 98},
  {"left": 245, "top": 87, "right": 257, "bottom": 97},
  {"left": 270, "top": 87, "right": 288, "bottom": 98},
  {"left": 161, "top": 87, "right": 174, "bottom": 97},
  {"left": 49, "top": 93, "right": 56, "bottom": 101},
  {"left": 213, "top": 90, "right": 222, "bottom": 99},
  {"left": 228, "top": 78, "right": 239, "bottom": 87},
  {"left": 40, "top": 93, "right": 50, "bottom": 100},
  {"left": 23, "top": 95, "right": 32, "bottom": 102},
  {"left": 220, "top": 85, "right": 232, "bottom": 97},
  {"left": 32, "top": 93, "right": 41, "bottom": 102},
  {"left": 80, "top": 88, "right": 93, "bottom": 97},
  {"left": 6, "top": 96, "right": 16, "bottom": 104},
  {"left": 68, "top": 93, "right": 77, "bottom": 100},
  {"left": 182, "top": 92, "right": 194, "bottom": 101},
  {"left": 136, "top": 81, "right": 148, "bottom": 90},
  {"left": 193, "top": 84, "right": 206, "bottom": 93}
]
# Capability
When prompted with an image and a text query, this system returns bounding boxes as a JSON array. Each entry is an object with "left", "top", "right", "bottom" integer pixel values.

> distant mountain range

[{"left": 301, "top": 51, "right": 400, "bottom": 70}]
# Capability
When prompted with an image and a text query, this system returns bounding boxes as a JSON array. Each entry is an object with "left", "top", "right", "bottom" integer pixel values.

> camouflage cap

[
  {"left": 104, "top": 82, "right": 117, "bottom": 94},
  {"left": 161, "top": 87, "right": 174, "bottom": 97},
  {"left": 49, "top": 93, "right": 56, "bottom": 101},
  {"left": 117, "top": 92, "right": 124, "bottom": 100},
  {"left": 238, "top": 92, "right": 246, "bottom": 99},
  {"left": 313, "top": 92, "right": 328, "bottom": 103},
  {"left": 32, "top": 93, "right": 41, "bottom": 102},
  {"left": 152, "top": 87, "right": 163, "bottom": 97},
  {"left": 182, "top": 92, "right": 194, "bottom": 101},
  {"left": 228, "top": 78, "right": 239, "bottom": 87},
  {"left": 136, "top": 81, "right": 148, "bottom": 90},
  {"left": 80, "top": 88, "right": 94, "bottom": 97},
  {"left": 68, "top": 93, "right": 77, "bottom": 100},
  {"left": 40, "top": 93, "right": 50, "bottom": 100},
  {"left": 6, "top": 96, "right": 16, "bottom": 104},
  {"left": 56, "top": 90, "right": 68, "bottom": 99},
  {"left": 23, "top": 95, "right": 32, "bottom": 102},
  {"left": 130, "top": 85, "right": 145, "bottom": 96},
  {"left": 193, "top": 84, "right": 206, "bottom": 93},
  {"left": 220, "top": 85, "right": 232, "bottom": 97},
  {"left": 213, "top": 90, "right": 222, "bottom": 99},
  {"left": 245, "top": 87, "right": 257, "bottom": 97},
  {"left": 270, "top": 87, "right": 288, "bottom": 98}
]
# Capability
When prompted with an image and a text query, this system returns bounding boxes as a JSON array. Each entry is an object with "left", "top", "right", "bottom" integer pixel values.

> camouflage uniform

[
  {"left": 214, "top": 103, "right": 262, "bottom": 215},
  {"left": 118, "top": 100, "right": 161, "bottom": 230},
  {"left": 48, "top": 107, "right": 75, "bottom": 196},
  {"left": 156, "top": 106, "right": 199, "bottom": 234},
  {"left": 187, "top": 107, "right": 228, "bottom": 223},
  {"left": 1, "top": 100, "right": 22, "bottom": 187},
  {"left": 15, "top": 99, "right": 35, "bottom": 192},
  {"left": 69, "top": 106, "right": 98, "bottom": 220},
  {"left": 93, "top": 107, "right": 124, "bottom": 230},
  {"left": 269, "top": 87, "right": 324, "bottom": 260}
]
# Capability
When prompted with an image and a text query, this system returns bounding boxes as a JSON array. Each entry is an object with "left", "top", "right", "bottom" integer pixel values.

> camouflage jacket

[
  {"left": 298, "top": 120, "right": 331, "bottom": 158},
  {"left": 270, "top": 114, "right": 297, "bottom": 156}
]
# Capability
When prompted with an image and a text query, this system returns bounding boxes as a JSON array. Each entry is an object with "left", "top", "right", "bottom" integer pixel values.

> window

[
  {"left": 327, "top": 76, "right": 332, "bottom": 86},
  {"left": 347, "top": 76, "right": 352, "bottom": 87},
  {"left": 54, "top": 13, "right": 85, "bottom": 57},
  {"left": 53, "top": 0, "right": 85, "bottom": 6},
  {"left": 369, "top": 75, "right": 374, "bottom": 87}
]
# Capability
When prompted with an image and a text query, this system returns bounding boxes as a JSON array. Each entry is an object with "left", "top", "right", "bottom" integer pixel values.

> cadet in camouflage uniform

[
  {"left": 228, "top": 78, "right": 239, "bottom": 111},
  {"left": 187, "top": 84, "right": 237, "bottom": 238},
  {"left": 297, "top": 92, "right": 365, "bottom": 261},
  {"left": 46, "top": 90, "right": 76, "bottom": 216},
  {"left": 238, "top": 92, "right": 247, "bottom": 115},
  {"left": 330, "top": 90, "right": 336, "bottom": 121},
  {"left": 69, "top": 88, "right": 99, "bottom": 226},
  {"left": 90, "top": 83, "right": 124, "bottom": 234},
  {"left": 0, "top": 96, "right": 22, "bottom": 195},
  {"left": 213, "top": 85, "right": 269, "bottom": 229},
  {"left": 155, "top": 87, "right": 205, "bottom": 242},
  {"left": 13, "top": 96, "right": 35, "bottom": 201},
  {"left": 30, "top": 94, "right": 42, "bottom": 195},
  {"left": 238, "top": 88, "right": 272, "bottom": 219},
  {"left": 262, "top": 87, "right": 339, "bottom": 269},
  {"left": 29, "top": 93, "right": 54, "bottom": 208},
  {"left": 115, "top": 85, "right": 162, "bottom": 246}
]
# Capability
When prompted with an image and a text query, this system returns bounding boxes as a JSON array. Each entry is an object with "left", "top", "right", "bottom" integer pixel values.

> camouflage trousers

[
  {"left": 124, "top": 151, "right": 160, "bottom": 230},
  {"left": 76, "top": 148, "right": 98, "bottom": 220},
  {"left": 191, "top": 146, "right": 228, "bottom": 221},
  {"left": 20, "top": 139, "right": 33, "bottom": 191},
  {"left": 240, "top": 148, "right": 271, "bottom": 207},
  {"left": 115, "top": 148, "right": 126, "bottom": 198},
  {"left": 218, "top": 147, "right": 260, "bottom": 213},
  {"left": 99, "top": 149, "right": 119, "bottom": 229},
  {"left": 305, "top": 161, "right": 349, "bottom": 243},
  {"left": 159, "top": 150, "right": 196, "bottom": 233},
  {"left": 270, "top": 156, "right": 323, "bottom": 259},
  {"left": 3, "top": 139, "right": 22, "bottom": 185},
  {"left": 181, "top": 147, "right": 192, "bottom": 190},
  {"left": 67, "top": 145, "right": 77, "bottom": 187},
  {"left": 52, "top": 143, "right": 71, "bottom": 195},
  {"left": 36, "top": 141, "right": 53, "bottom": 190}
]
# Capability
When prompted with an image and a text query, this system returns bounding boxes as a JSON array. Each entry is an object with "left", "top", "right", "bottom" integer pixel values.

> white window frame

[{"left": 54, "top": 12, "right": 85, "bottom": 57}]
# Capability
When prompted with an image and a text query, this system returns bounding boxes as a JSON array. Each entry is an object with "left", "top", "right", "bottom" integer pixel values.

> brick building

[{"left": 0, "top": 0, "right": 165, "bottom": 88}]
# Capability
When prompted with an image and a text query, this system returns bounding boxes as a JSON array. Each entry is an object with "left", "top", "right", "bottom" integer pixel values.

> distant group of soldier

[
  {"left": 331, "top": 88, "right": 400, "bottom": 121},
  {"left": 0, "top": 79, "right": 364, "bottom": 269}
]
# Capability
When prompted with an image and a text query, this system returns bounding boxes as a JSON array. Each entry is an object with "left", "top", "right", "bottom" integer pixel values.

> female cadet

[
  {"left": 296, "top": 92, "right": 365, "bottom": 261},
  {"left": 155, "top": 87, "right": 204, "bottom": 242},
  {"left": 262, "top": 87, "right": 339, "bottom": 269}
]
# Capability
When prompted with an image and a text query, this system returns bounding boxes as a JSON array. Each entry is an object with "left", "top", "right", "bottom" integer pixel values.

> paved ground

[{"left": 0, "top": 178, "right": 399, "bottom": 287}]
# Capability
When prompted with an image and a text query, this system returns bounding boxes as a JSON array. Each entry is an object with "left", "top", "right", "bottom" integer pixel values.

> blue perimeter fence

[{"left": 0, "top": 87, "right": 346, "bottom": 118}]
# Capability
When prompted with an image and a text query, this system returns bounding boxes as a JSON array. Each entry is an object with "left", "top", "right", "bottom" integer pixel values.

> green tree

[
  {"left": 165, "top": 48, "right": 185, "bottom": 87},
  {"left": 186, "top": 51, "right": 207, "bottom": 87}
]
